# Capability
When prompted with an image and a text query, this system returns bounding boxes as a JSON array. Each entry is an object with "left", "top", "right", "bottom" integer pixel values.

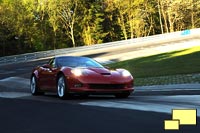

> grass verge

[{"left": 108, "top": 46, "right": 200, "bottom": 86}]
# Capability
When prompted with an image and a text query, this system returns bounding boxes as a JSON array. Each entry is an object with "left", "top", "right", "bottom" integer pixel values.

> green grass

[{"left": 108, "top": 46, "right": 200, "bottom": 78}]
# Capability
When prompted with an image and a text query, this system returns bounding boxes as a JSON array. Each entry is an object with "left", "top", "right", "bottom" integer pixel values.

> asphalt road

[
  {"left": 0, "top": 59, "right": 49, "bottom": 80},
  {"left": 0, "top": 97, "right": 168, "bottom": 133},
  {"left": 0, "top": 94, "right": 200, "bottom": 133}
]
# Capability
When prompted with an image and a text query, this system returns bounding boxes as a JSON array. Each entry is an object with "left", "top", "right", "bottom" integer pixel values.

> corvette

[{"left": 30, "top": 56, "right": 134, "bottom": 99}]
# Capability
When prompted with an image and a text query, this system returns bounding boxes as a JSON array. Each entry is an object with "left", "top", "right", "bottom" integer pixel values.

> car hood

[
  {"left": 71, "top": 67, "right": 133, "bottom": 84},
  {"left": 87, "top": 67, "right": 111, "bottom": 75}
]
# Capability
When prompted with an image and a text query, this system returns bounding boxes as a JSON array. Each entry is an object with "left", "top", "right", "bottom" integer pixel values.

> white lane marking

[
  {"left": 80, "top": 95, "right": 200, "bottom": 116},
  {"left": 0, "top": 71, "right": 15, "bottom": 74},
  {"left": 0, "top": 77, "right": 29, "bottom": 90},
  {"left": 0, "top": 92, "right": 31, "bottom": 98},
  {"left": 0, "top": 77, "right": 30, "bottom": 98},
  {"left": 0, "top": 77, "right": 29, "bottom": 85}
]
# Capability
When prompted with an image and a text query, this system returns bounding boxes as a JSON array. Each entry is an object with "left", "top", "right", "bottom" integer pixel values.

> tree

[
  {"left": 103, "top": 0, "right": 122, "bottom": 42},
  {"left": 105, "top": 0, "right": 155, "bottom": 39},
  {"left": 0, "top": 0, "right": 199, "bottom": 56},
  {"left": 159, "top": 0, "right": 200, "bottom": 32},
  {"left": 0, "top": 0, "right": 37, "bottom": 54},
  {"left": 47, "top": 0, "right": 60, "bottom": 49},
  {"left": 80, "top": 0, "right": 107, "bottom": 45},
  {"left": 57, "top": 0, "right": 78, "bottom": 47}
]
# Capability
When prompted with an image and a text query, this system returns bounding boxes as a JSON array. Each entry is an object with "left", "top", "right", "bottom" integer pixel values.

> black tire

[
  {"left": 57, "top": 75, "right": 69, "bottom": 99},
  {"left": 115, "top": 92, "right": 130, "bottom": 98},
  {"left": 30, "top": 75, "right": 43, "bottom": 95}
]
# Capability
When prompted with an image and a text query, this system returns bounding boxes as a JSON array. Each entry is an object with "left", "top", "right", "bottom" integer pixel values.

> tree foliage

[{"left": 0, "top": 0, "right": 199, "bottom": 56}]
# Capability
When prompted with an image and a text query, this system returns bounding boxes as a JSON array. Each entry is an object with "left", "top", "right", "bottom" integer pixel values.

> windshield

[{"left": 56, "top": 56, "right": 104, "bottom": 68}]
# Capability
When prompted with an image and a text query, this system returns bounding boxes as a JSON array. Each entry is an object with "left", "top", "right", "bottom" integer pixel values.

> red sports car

[{"left": 30, "top": 56, "right": 134, "bottom": 99}]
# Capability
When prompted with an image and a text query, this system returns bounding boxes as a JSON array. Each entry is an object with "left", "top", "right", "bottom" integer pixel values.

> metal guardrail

[{"left": 0, "top": 28, "right": 200, "bottom": 66}]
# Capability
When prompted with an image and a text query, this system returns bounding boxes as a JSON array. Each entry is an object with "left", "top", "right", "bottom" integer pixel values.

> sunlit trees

[
  {"left": 0, "top": 0, "right": 199, "bottom": 56},
  {"left": 0, "top": 0, "right": 37, "bottom": 54},
  {"left": 159, "top": 0, "right": 200, "bottom": 32},
  {"left": 47, "top": 0, "right": 61, "bottom": 49},
  {"left": 81, "top": 0, "right": 107, "bottom": 45},
  {"left": 56, "top": 0, "right": 78, "bottom": 47},
  {"left": 104, "top": 0, "right": 155, "bottom": 39},
  {"left": 186, "top": 0, "right": 200, "bottom": 28}
]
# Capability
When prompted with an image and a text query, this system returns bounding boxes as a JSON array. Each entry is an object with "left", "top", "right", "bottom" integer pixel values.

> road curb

[{"left": 135, "top": 83, "right": 200, "bottom": 92}]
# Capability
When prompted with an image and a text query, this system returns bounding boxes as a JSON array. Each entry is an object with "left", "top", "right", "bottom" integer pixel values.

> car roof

[{"left": 55, "top": 56, "right": 89, "bottom": 59}]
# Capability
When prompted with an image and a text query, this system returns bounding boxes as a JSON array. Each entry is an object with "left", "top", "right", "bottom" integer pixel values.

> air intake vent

[
  {"left": 101, "top": 73, "right": 111, "bottom": 75},
  {"left": 89, "top": 84, "right": 125, "bottom": 89}
]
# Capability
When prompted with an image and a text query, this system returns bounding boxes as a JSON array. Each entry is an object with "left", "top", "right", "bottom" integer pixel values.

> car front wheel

[
  {"left": 30, "top": 75, "right": 42, "bottom": 95},
  {"left": 57, "top": 75, "right": 69, "bottom": 99}
]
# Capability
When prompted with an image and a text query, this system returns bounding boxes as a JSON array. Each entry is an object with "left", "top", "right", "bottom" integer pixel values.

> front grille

[{"left": 89, "top": 84, "right": 125, "bottom": 89}]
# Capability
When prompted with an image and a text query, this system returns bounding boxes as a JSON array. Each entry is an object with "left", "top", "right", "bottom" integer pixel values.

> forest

[{"left": 0, "top": 0, "right": 199, "bottom": 56}]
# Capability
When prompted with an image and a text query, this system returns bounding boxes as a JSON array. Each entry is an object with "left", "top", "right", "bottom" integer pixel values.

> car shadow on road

[{"left": 23, "top": 92, "right": 135, "bottom": 103}]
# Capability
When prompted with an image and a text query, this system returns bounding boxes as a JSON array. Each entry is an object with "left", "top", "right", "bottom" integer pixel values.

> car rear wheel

[
  {"left": 30, "top": 75, "right": 42, "bottom": 95},
  {"left": 115, "top": 92, "right": 130, "bottom": 98},
  {"left": 57, "top": 75, "right": 69, "bottom": 99}
]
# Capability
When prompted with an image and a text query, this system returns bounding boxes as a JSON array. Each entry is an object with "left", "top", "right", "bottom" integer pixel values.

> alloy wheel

[
  {"left": 30, "top": 76, "right": 36, "bottom": 94},
  {"left": 57, "top": 76, "right": 65, "bottom": 98}
]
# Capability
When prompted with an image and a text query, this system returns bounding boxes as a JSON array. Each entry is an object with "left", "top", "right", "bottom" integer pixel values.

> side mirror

[
  {"left": 104, "top": 66, "right": 110, "bottom": 69},
  {"left": 42, "top": 64, "right": 52, "bottom": 69}
]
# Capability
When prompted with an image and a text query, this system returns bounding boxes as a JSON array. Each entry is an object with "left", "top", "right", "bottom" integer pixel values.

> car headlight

[
  {"left": 122, "top": 70, "right": 131, "bottom": 77},
  {"left": 71, "top": 69, "right": 82, "bottom": 76}
]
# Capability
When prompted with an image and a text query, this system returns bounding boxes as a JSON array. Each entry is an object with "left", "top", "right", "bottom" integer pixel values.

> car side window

[{"left": 49, "top": 58, "right": 56, "bottom": 68}]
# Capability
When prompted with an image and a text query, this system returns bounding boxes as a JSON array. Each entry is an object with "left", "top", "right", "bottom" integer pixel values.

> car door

[{"left": 39, "top": 58, "right": 59, "bottom": 91}]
